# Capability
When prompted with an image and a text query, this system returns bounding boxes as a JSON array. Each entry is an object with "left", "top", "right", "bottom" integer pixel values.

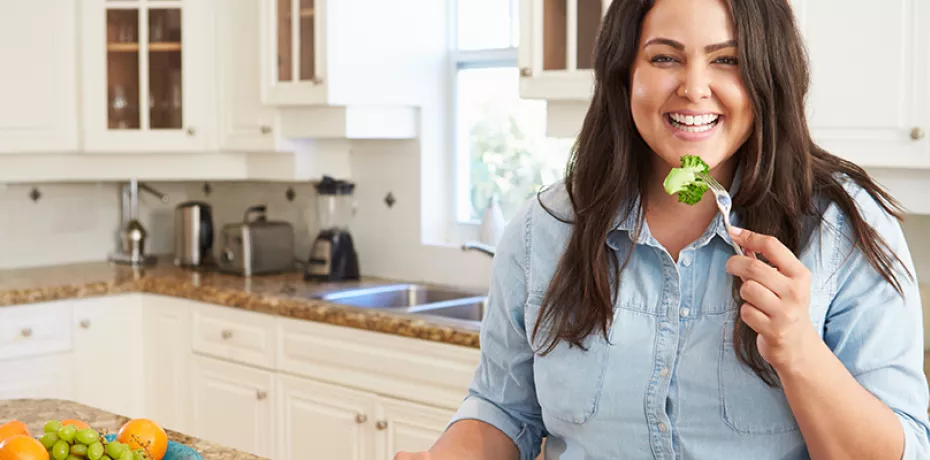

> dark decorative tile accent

[
  {"left": 286, "top": 187, "right": 296, "bottom": 202},
  {"left": 29, "top": 187, "right": 41, "bottom": 202},
  {"left": 384, "top": 192, "right": 396, "bottom": 208}
]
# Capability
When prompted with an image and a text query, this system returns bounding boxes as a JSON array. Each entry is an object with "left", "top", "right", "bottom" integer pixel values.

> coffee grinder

[{"left": 306, "top": 176, "right": 360, "bottom": 281}]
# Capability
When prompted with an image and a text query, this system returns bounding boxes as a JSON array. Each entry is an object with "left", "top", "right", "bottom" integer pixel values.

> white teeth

[{"left": 669, "top": 113, "right": 719, "bottom": 126}]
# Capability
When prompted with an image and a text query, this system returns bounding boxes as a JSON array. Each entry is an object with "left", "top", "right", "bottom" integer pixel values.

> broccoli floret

[{"left": 663, "top": 155, "right": 710, "bottom": 205}]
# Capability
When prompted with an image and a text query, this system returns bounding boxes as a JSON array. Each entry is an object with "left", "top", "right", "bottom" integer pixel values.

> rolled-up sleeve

[
  {"left": 824, "top": 187, "right": 930, "bottom": 459},
  {"left": 448, "top": 202, "right": 546, "bottom": 460}
]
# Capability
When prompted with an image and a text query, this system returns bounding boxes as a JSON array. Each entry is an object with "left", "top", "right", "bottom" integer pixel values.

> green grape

[
  {"left": 118, "top": 450, "right": 133, "bottom": 460},
  {"left": 71, "top": 443, "right": 88, "bottom": 456},
  {"left": 105, "top": 441, "right": 125, "bottom": 459},
  {"left": 45, "top": 420, "right": 64, "bottom": 434},
  {"left": 131, "top": 450, "right": 145, "bottom": 460},
  {"left": 101, "top": 456, "right": 112, "bottom": 460},
  {"left": 58, "top": 425, "right": 77, "bottom": 443},
  {"left": 52, "top": 440, "right": 71, "bottom": 460},
  {"left": 87, "top": 442, "right": 104, "bottom": 460},
  {"left": 66, "top": 456, "right": 82, "bottom": 460},
  {"left": 75, "top": 429, "right": 99, "bottom": 446},
  {"left": 40, "top": 432, "right": 60, "bottom": 449}
]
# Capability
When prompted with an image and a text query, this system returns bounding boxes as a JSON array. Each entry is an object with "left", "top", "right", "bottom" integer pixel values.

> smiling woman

[{"left": 395, "top": 0, "right": 930, "bottom": 459}]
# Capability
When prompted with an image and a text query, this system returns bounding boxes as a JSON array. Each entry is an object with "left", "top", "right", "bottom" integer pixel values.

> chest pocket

[
  {"left": 718, "top": 319, "right": 800, "bottom": 434},
  {"left": 525, "top": 299, "right": 612, "bottom": 424}
]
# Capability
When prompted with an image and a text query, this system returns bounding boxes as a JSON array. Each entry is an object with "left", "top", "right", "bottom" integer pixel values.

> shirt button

[
  {"left": 658, "top": 422, "right": 667, "bottom": 432},
  {"left": 660, "top": 367, "right": 669, "bottom": 377},
  {"left": 681, "top": 253, "right": 692, "bottom": 266},
  {"left": 680, "top": 308, "right": 689, "bottom": 317}
]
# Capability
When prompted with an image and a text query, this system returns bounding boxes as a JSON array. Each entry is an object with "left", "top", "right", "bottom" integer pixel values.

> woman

[{"left": 399, "top": 0, "right": 930, "bottom": 458}]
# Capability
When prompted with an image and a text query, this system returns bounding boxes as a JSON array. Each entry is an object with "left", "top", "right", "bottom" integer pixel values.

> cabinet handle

[
  {"left": 21, "top": 328, "right": 32, "bottom": 338},
  {"left": 256, "top": 390, "right": 268, "bottom": 401},
  {"left": 311, "top": 76, "right": 324, "bottom": 85},
  {"left": 375, "top": 421, "right": 388, "bottom": 431},
  {"left": 80, "top": 319, "right": 91, "bottom": 329},
  {"left": 221, "top": 330, "right": 233, "bottom": 340},
  {"left": 260, "top": 125, "right": 272, "bottom": 135},
  {"left": 355, "top": 414, "right": 367, "bottom": 424},
  {"left": 520, "top": 67, "right": 532, "bottom": 77},
  {"left": 912, "top": 127, "right": 925, "bottom": 140},
  {"left": 186, "top": 126, "right": 197, "bottom": 136}
]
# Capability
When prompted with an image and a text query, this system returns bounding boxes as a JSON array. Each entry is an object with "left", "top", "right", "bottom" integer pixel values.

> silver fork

[{"left": 698, "top": 172, "right": 744, "bottom": 256}]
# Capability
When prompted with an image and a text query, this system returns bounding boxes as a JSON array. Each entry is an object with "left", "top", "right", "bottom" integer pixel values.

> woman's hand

[
  {"left": 725, "top": 227, "right": 821, "bottom": 374},
  {"left": 394, "top": 452, "right": 432, "bottom": 460}
]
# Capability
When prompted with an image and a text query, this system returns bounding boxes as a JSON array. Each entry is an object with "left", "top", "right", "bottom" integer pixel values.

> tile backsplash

[{"left": 0, "top": 181, "right": 320, "bottom": 269}]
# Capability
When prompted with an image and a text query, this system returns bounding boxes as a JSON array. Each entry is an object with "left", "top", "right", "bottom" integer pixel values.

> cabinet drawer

[
  {"left": 0, "top": 302, "right": 73, "bottom": 361},
  {"left": 192, "top": 304, "right": 276, "bottom": 369}
]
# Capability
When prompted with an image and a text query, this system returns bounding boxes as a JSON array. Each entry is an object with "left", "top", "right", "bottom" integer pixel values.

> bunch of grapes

[{"left": 37, "top": 421, "right": 150, "bottom": 460}]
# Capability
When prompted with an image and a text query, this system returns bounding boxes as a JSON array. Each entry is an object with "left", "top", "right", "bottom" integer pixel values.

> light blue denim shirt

[{"left": 450, "top": 177, "right": 930, "bottom": 459}]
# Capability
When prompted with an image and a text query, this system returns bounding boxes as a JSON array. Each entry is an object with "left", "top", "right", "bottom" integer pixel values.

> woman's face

[{"left": 630, "top": 0, "right": 753, "bottom": 173}]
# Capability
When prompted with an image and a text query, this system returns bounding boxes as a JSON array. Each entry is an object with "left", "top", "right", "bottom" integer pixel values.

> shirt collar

[{"left": 607, "top": 163, "right": 744, "bottom": 250}]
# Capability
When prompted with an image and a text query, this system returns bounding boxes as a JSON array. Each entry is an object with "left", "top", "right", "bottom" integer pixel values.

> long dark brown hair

[{"left": 534, "top": 0, "right": 911, "bottom": 386}]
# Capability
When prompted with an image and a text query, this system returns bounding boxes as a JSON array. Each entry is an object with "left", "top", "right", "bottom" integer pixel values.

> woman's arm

[{"left": 423, "top": 420, "right": 519, "bottom": 459}]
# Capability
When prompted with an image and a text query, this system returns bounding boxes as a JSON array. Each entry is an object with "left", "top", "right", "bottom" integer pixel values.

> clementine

[
  {"left": 0, "top": 422, "right": 29, "bottom": 444},
  {"left": 59, "top": 419, "right": 90, "bottom": 430},
  {"left": 0, "top": 434, "right": 49, "bottom": 460},
  {"left": 116, "top": 419, "right": 167, "bottom": 460}
]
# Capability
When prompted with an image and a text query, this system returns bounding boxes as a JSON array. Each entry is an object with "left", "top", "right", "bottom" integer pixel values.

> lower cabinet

[
  {"left": 276, "top": 373, "right": 455, "bottom": 460},
  {"left": 190, "top": 354, "right": 275, "bottom": 458},
  {"left": 143, "top": 295, "right": 193, "bottom": 432},
  {"left": 0, "top": 353, "right": 74, "bottom": 400}
]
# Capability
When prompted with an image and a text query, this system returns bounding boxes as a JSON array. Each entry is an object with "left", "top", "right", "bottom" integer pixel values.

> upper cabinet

[
  {"left": 0, "top": 0, "right": 78, "bottom": 153},
  {"left": 794, "top": 0, "right": 929, "bottom": 169},
  {"left": 518, "top": 0, "right": 606, "bottom": 101},
  {"left": 260, "top": 0, "right": 325, "bottom": 106},
  {"left": 81, "top": 0, "right": 208, "bottom": 152}
]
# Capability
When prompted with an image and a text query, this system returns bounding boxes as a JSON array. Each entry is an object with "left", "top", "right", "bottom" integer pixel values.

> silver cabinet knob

[
  {"left": 256, "top": 390, "right": 268, "bottom": 401},
  {"left": 21, "top": 328, "right": 32, "bottom": 338},
  {"left": 375, "top": 420, "right": 388, "bottom": 430},
  {"left": 520, "top": 67, "right": 532, "bottom": 77},
  {"left": 355, "top": 414, "right": 367, "bottom": 424},
  {"left": 311, "top": 76, "right": 323, "bottom": 85},
  {"left": 221, "top": 330, "right": 233, "bottom": 340},
  {"left": 80, "top": 319, "right": 91, "bottom": 329},
  {"left": 186, "top": 126, "right": 196, "bottom": 136},
  {"left": 912, "top": 127, "right": 925, "bottom": 140},
  {"left": 260, "top": 125, "right": 272, "bottom": 135}
]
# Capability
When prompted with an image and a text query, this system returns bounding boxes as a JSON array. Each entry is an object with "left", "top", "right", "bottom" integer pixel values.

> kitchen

[{"left": 0, "top": 0, "right": 928, "bottom": 459}]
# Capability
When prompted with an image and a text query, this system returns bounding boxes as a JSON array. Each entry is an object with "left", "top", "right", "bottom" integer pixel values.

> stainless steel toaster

[{"left": 217, "top": 205, "right": 295, "bottom": 276}]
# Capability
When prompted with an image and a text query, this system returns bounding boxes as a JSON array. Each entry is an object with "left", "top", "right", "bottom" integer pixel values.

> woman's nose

[{"left": 677, "top": 65, "right": 712, "bottom": 101}]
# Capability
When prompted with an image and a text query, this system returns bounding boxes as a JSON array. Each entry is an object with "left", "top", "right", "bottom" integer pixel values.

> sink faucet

[
  {"left": 109, "top": 178, "right": 169, "bottom": 266},
  {"left": 461, "top": 241, "right": 495, "bottom": 257}
]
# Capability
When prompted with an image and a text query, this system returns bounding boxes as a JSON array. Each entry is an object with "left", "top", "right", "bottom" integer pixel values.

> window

[{"left": 452, "top": 0, "right": 574, "bottom": 224}]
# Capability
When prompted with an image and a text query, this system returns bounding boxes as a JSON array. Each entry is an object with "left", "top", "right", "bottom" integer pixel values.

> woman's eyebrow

[{"left": 644, "top": 38, "right": 738, "bottom": 53}]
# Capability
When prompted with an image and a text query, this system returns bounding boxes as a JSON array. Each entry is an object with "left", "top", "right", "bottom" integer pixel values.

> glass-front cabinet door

[
  {"left": 83, "top": 0, "right": 205, "bottom": 152},
  {"left": 519, "top": 0, "right": 607, "bottom": 101},
  {"left": 261, "top": 0, "right": 326, "bottom": 105}
]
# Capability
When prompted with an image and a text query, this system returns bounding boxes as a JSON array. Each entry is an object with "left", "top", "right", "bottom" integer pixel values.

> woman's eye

[
  {"left": 714, "top": 56, "right": 739, "bottom": 65},
  {"left": 650, "top": 55, "right": 677, "bottom": 64}
]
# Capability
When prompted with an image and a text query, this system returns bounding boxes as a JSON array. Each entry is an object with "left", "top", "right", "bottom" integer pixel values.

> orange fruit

[
  {"left": 117, "top": 419, "right": 167, "bottom": 460},
  {"left": 0, "top": 434, "right": 49, "bottom": 460},
  {"left": 0, "top": 422, "right": 29, "bottom": 444},
  {"left": 60, "top": 419, "right": 90, "bottom": 430}
]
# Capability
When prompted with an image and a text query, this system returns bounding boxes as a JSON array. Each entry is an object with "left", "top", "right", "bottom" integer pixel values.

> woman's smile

[{"left": 664, "top": 110, "right": 723, "bottom": 141}]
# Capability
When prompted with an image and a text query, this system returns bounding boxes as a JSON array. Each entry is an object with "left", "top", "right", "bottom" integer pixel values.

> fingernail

[{"left": 729, "top": 226, "right": 743, "bottom": 236}]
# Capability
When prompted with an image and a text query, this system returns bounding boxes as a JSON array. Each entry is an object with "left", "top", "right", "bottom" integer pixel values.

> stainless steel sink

[
  {"left": 407, "top": 298, "right": 488, "bottom": 322},
  {"left": 313, "top": 283, "right": 484, "bottom": 309}
]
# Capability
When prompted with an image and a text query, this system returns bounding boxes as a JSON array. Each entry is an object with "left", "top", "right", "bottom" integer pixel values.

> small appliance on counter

[
  {"left": 174, "top": 201, "right": 214, "bottom": 267},
  {"left": 217, "top": 205, "right": 295, "bottom": 276},
  {"left": 306, "top": 176, "right": 360, "bottom": 281}
]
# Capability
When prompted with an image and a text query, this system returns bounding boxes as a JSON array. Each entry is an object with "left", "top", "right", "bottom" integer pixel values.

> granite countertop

[
  {"left": 0, "top": 260, "right": 481, "bottom": 348},
  {"left": 0, "top": 399, "right": 264, "bottom": 460}
]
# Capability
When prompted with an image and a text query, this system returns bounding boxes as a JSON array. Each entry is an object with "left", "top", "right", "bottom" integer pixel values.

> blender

[{"left": 306, "top": 176, "right": 360, "bottom": 281}]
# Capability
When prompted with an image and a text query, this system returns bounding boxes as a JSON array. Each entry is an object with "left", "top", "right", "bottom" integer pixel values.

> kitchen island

[{"left": 0, "top": 399, "right": 266, "bottom": 460}]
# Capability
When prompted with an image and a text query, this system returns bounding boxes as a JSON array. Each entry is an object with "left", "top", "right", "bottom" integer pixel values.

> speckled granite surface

[
  {"left": 0, "top": 260, "right": 481, "bottom": 348},
  {"left": 0, "top": 399, "right": 265, "bottom": 460}
]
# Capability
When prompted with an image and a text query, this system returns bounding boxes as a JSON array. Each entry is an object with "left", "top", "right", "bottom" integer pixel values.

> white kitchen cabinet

[
  {"left": 0, "top": 354, "right": 74, "bottom": 401},
  {"left": 216, "top": 0, "right": 277, "bottom": 151},
  {"left": 73, "top": 295, "right": 145, "bottom": 419},
  {"left": 190, "top": 354, "right": 275, "bottom": 458},
  {"left": 142, "top": 295, "right": 192, "bottom": 432},
  {"left": 81, "top": 0, "right": 210, "bottom": 152},
  {"left": 276, "top": 373, "right": 377, "bottom": 460},
  {"left": 793, "top": 0, "right": 930, "bottom": 169},
  {"left": 518, "top": 0, "right": 607, "bottom": 101},
  {"left": 276, "top": 373, "right": 455, "bottom": 460},
  {"left": 0, "top": 0, "right": 78, "bottom": 153}
]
